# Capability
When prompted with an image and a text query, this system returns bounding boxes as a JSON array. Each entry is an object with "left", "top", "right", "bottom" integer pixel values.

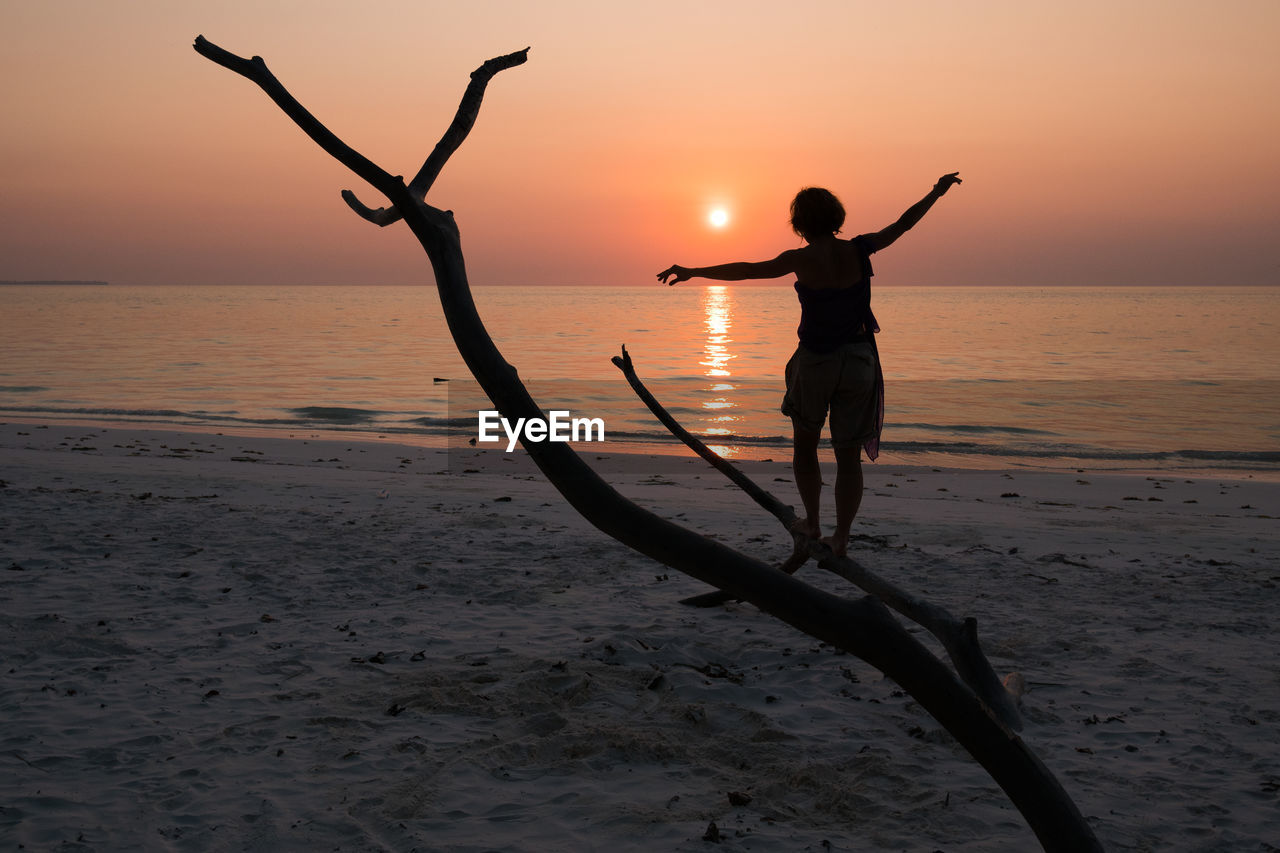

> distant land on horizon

[
  {"left": 5, "top": 280, "right": 1276, "bottom": 288},
  {"left": 0, "top": 280, "right": 109, "bottom": 286},
  {"left": 96, "top": 281, "right": 1279, "bottom": 288}
]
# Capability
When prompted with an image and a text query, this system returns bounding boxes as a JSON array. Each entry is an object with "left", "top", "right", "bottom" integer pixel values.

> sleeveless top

[
  {"left": 791, "top": 234, "right": 885, "bottom": 461},
  {"left": 793, "top": 235, "right": 879, "bottom": 355}
]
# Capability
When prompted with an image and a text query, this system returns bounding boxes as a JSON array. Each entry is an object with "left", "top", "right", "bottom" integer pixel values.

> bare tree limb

[
  {"left": 193, "top": 35, "right": 404, "bottom": 206},
  {"left": 818, "top": 556, "right": 1024, "bottom": 729},
  {"left": 612, "top": 344, "right": 1024, "bottom": 729},
  {"left": 339, "top": 46, "right": 530, "bottom": 228},
  {"left": 340, "top": 189, "right": 403, "bottom": 227},
  {"left": 409, "top": 47, "right": 530, "bottom": 196},
  {"left": 612, "top": 344, "right": 797, "bottom": 524},
  {"left": 195, "top": 38, "right": 1101, "bottom": 851}
]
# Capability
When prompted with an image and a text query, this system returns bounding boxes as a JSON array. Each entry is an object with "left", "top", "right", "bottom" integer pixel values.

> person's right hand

[{"left": 657, "top": 265, "right": 691, "bottom": 286}]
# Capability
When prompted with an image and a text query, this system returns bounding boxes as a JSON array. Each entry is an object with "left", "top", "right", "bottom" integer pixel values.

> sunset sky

[{"left": 2, "top": 1, "right": 1277, "bottom": 287}]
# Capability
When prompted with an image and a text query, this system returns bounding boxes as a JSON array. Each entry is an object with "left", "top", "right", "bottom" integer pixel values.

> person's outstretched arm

[
  {"left": 657, "top": 250, "right": 800, "bottom": 286},
  {"left": 863, "top": 172, "right": 961, "bottom": 253}
]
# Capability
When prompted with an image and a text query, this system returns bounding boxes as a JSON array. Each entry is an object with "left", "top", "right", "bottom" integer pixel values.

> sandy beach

[{"left": 1, "top": 420, "right": 1276, "bottom": 851}]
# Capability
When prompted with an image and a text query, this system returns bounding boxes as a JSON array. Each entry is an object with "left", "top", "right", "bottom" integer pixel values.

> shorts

[{"left": 781, "top": 341, "right": 878, "bottom": 450}]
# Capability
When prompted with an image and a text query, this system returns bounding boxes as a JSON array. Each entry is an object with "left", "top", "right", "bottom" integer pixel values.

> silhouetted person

[{"left": 658, "top": 173, "right": 961, "bottom": 556}]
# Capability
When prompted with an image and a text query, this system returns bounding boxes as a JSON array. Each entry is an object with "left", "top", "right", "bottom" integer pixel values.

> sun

[{"left": 708, "top": 207, "right": 730, "bottom": 228}]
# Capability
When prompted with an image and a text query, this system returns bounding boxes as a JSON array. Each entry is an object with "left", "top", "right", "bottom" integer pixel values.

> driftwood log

[
  {"left": 193, "top": 36, "right": 1103, "bottom": 852},
  {"left": 611, "top": 345, "right": 1025, "bottom": 729}
]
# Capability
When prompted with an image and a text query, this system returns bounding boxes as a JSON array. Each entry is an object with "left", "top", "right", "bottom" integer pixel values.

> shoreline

[
  {"left": 1, "top": 420, "right": 1276, "bottom": 849},
  {"left": 5, "top": 413, "right": 1276, "bottom": 484}
]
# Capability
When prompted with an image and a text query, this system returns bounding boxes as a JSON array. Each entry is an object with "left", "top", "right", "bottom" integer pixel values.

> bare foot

[
  {"left": 822, "top": 534, "right": 848, "bottom": 557},
  {"left": 789, "top": 517, "right": 820, "bottom": 539}
]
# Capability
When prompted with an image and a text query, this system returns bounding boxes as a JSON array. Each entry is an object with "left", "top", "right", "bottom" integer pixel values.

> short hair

[{"left": 790, "top": 187, "right": 845, "bottom": 241}]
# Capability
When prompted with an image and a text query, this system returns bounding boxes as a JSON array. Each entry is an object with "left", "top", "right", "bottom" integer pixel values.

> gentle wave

[
  {"left": 893, "top": 422, "right": 1060, "bottom": 437},
  {"left": 0, "top": 404, "right": 452, "bottom": 433},
  {"left": 877, "top": 441, "right": 1280, "bottom": 465},
  {"left": 604, "top": 430, "right": 1280, "bottom": 464},
  {"left": 289, "top": 406, "right": 382, "bottom": 424},
  {"left": 4, "top": 402, "right": 1277, "bottom": 470}
]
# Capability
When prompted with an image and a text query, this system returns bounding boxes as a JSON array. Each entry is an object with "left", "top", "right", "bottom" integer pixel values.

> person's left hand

[
  {"left": 935, "top": 172, "right": 962, "bottom": 193},
  {"left": 657, "top": 265, "right": 690, "bottom": 286}
]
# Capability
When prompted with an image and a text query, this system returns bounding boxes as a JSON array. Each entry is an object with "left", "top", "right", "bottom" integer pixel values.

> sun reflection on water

[
  {"left": 700, "top": 286, "right": 743, "bottom": 458},
  {"left": 700, "top": 286, "right": 733, "bottom": 377}
]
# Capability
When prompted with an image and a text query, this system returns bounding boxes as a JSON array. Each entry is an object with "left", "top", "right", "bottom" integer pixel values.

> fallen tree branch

[
  {"left": 613, "top": 343, "right": 1023, "bottom": 730},
  {"left": 194, "top": 36, "right": 1100, "bottom": 851},
  {"left": 612, "top": 345, "right": 797, "bottom": 524}
]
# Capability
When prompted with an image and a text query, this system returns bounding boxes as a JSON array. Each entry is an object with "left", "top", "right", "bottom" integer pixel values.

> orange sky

[{"left": 2, "top": 1, "right": 1277, "bottom": 286}]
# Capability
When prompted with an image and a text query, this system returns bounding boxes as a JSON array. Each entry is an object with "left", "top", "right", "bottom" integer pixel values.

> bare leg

[
  {"left": 828, "top": 444, "right": 864, "bottom": 557},
  {"left": 791, "top": 424, "right": 822, "bottom": 539}
]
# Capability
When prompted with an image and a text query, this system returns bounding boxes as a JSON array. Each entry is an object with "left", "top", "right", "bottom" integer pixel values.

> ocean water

[{"left": 1, "top": 284, "right": 1276, "bottom": 476}]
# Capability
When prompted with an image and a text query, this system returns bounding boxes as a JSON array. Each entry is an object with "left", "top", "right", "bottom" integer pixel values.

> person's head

[{"left": 789, "top": 187, "right": 845, "bottom": 242}]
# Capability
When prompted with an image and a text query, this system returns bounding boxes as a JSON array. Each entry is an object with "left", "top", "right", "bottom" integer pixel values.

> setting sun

[{"left": 708, "top": 207, "right": 729, "bottom": 228}]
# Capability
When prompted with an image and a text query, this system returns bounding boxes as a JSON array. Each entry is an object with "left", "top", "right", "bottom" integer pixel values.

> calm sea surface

[{"left": 1, "top": 284, "right": 1276, "bottom": 476}]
